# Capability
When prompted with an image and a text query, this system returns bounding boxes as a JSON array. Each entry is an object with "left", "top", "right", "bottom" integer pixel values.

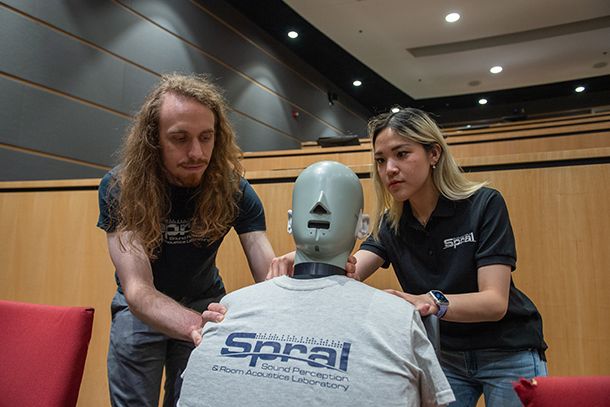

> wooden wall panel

[
  {"left": 463, "top": 165, "right": 610, "bottom": 376},
  {"left": 443, "top": 114, "right": 610, "bottom": 140},
  {"left": 241, "top": 150, "right": 371, "bottom": 174},
  {"left": 240, "top": 111, "right": 610, "bottom": 175},
  {"left": 448, "top": 131, "right": 610, "bottom": 159}
]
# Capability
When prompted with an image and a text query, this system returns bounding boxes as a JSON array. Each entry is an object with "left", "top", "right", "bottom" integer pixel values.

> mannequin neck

[{"left": 292, "top": 263, "right": 347, "bottom": 279}]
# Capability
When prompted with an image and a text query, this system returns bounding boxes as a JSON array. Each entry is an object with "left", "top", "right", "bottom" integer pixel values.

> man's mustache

[{"left": 179, "top": 159, "right": 208, "bottom": 167}]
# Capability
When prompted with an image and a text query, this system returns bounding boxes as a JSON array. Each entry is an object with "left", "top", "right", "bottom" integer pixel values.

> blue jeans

[
  {"left": 107, "top": 291, "right": 224, "bottom": 407},
  {"left": 441, "top": 348, "right": 548, "bottom": 407}
]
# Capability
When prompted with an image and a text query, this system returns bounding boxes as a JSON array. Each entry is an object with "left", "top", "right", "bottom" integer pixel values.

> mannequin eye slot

[
  {"left": 312, "top": 204, "right": 329, "bottom": 214},
  {"left": 308, "top": 220, "right": 330, "bottom": 229}
]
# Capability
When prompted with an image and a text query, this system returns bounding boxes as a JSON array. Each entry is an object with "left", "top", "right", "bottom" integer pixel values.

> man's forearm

[{"left": 126, "top": 285, "right": 203, "bottom": 342}]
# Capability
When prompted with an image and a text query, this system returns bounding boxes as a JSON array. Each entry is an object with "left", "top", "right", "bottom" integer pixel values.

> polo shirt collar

[{"left": 401, "top": 195, "right": 456, "bottom": 229}]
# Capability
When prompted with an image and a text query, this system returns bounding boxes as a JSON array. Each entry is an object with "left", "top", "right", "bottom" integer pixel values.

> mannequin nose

[{"left": 312, "top": 203, "right": 329, "bottom": 214}]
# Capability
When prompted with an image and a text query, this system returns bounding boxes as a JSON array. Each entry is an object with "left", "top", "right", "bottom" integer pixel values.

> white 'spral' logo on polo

[
  {"left": 220, "top": 332, "right": 351, "bottom": 372},
  {"left": 443, "top": 232, "right": 476, "bottom": 249}
]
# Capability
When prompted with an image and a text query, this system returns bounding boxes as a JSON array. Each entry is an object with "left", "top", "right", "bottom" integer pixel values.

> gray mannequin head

[{"left": 287, "top": 161, "right": 370, "bottom": 270}]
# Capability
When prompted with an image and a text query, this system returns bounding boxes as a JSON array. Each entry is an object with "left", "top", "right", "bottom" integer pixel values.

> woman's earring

[{"left": 432, "top": 165, "right": 436, "bottom": 169}]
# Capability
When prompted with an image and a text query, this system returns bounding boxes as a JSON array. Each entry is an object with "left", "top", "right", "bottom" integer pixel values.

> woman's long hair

[
  {"left": 111, "top": 73, "right": 244, "bottom": 259},
  {"left": 368, "top": 107, "right": 487, "bottom": 238}
]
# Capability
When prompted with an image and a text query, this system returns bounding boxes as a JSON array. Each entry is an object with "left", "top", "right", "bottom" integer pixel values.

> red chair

[
  {"left": 513, "top": 376, "right": 610, "bottom": 407},
  {"left": 0, "top": 300, "right": 95, "bottom": 407}
]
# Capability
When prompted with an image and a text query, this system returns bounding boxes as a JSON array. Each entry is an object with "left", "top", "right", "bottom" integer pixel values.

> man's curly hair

[{"left": 110, "top": 73, "right": 244, "bottom": 259}]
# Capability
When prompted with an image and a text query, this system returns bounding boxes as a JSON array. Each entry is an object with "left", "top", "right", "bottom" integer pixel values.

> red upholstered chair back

[
  {"left": 513, "top": 376, "right": 610, "bottom": 407},
  {"left": 0, "top": 300, "right": 94, "bottom": 407}
]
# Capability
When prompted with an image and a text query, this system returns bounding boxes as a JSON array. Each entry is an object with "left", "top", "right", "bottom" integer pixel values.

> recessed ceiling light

[
  {"left": 479, "top": 98, "right": 488, "bottom": 105},
  {"left": 287, "top": 31, "right": 298, "bottom": 39},
  {"left": 490, "top": 66, "right": 503, "bottom": 74},
  {"left": 575, "top": 86, "right": 585, "bottom": 92},
  {"left": 445, "top": 13, "right": 460, "bottom": 23},
  {"left": 353, "top": 80, "right": 362, "bottom": 87}
]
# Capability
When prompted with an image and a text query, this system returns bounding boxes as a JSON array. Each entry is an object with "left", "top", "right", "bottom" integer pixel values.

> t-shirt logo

[
  {"left": 162, "top": 219, "right": 192, "bottom": 244},
  {"left": 221, "top": 332, "right": 351, "bottom": 372},
  {"left": 443, "top": 232, "right": 476, "bottom": 249},
  {"left": 208, "top": 332, "right": 352, "bottom": 392}
]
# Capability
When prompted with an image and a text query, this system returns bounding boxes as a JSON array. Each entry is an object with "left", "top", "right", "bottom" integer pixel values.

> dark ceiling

[{"left": 224, "top": 0, "right": 610, "bottom": 125}]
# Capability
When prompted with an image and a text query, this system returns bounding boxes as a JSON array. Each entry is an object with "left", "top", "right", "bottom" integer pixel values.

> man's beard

[
  {"left": 176, "top": 161, "right": 207, "bottom": 187},
  {"left": 164, "top": 159, "right": 208, "bottom": 187},
  {"left": 175, "top": 171, "right": 203, "bottom": 187}
]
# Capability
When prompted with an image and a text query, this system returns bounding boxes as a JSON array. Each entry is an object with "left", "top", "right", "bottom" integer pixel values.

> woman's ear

[{"left": 430, "top": 143, "right": 442, "bottom": 166}]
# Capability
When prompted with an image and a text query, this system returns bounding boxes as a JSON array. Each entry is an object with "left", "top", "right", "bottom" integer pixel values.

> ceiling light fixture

[
  {"left": 490, "top": 66, "right": 503, "bottom": 74},
  {"left": 575, "top": 86, "right": 585, "bottom": 93},
  {"left": 445, "top": 13, "right": 460, "bottom": 23},
  {"left": 353, "top": 80, "right": 362, "bottom": 87},
  {"left": 479, "top": 98, "right": 488, "bottom": 105},
  {"left": 287, "top": 31, "right": 298, "bottom": 39}
]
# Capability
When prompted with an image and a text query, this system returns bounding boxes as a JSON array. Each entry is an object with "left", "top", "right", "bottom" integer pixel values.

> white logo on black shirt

[
  {"left": 162, "top": 219, "right": 192, "bottom": 244},
  {"left": 443, "top": 232, "right": 475, "bottom": 249}
]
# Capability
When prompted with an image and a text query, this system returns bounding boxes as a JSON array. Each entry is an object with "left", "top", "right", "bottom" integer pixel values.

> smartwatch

[{"left": 428, "top": 290, "right": 449, "bottom": 318}]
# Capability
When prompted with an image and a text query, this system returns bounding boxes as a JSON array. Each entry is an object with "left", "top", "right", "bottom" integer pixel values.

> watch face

[{"left": 432, "top": 291, "right": 449, "bottom": 305}]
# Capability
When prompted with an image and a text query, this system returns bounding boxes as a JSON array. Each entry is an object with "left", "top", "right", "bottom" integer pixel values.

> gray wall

[{"left": 0, "top": 0, "right": 369, "bottom": 181}]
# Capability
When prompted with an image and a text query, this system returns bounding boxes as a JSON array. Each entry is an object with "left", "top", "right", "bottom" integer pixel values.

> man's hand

[
  {"left": 190, "top": 303, "right": 227, "bottom": 346},
  {"left": 384, "top": 290, "right": 434, "bottom": 316},
  {"left": 266, "top": 251, "right": 296, "bottom": 280}
]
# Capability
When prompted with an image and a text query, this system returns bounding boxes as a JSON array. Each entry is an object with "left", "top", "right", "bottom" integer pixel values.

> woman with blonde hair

[{"left": 354, "top": 107, "right": 547, "bottom": 407}]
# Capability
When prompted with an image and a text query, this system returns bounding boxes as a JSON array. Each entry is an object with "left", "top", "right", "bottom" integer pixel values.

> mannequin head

[{"left": 288, "top": 161, "right": 370, "bottom": 270}]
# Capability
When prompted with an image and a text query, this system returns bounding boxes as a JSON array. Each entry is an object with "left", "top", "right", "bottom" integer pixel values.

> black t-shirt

[
  {"left": 97, "top": 167, "right": 267, "bottom": 303},
  {"left": 360, "top": 187, "right": 547, "bottom": 353}
]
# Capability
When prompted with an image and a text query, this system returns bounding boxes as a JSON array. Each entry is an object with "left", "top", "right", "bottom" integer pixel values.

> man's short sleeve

[
  {"left": 232, "top": 178, "right": 266, "bottom": 235},
  {"left": 97, "top": 168, "right": 120, "bottom": 232}
]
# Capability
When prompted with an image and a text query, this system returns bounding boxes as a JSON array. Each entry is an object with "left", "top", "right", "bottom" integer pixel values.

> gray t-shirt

[{"left": 178, "top": 275, "right": 454, "bottom": 407}]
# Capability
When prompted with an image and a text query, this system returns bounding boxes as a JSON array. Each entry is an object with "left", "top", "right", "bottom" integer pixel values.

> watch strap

[{"left": 428, "top": 290, "right": 448, "bottom": 318}]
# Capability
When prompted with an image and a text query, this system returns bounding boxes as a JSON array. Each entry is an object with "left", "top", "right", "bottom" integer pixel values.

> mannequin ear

[
  {"left": 355, "top": 210, "right": 370, "bottom": 239},
  {"left": 287, "top": 210, "right": 293, "bottom": 235}
]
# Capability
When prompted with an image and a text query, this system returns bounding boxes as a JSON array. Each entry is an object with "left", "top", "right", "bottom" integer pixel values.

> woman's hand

[
  {"left": 345, "top": 255, "right": 360, "bottom": 281},
  {"left": 385, "top": 289, "right": 435, "bottom": 316},
  {"left": 384, "top": 264, "right": 511, "bottom": 322}
]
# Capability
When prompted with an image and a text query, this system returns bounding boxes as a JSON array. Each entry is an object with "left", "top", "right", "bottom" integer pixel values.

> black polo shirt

[{"left": 360, "top": 187, "right": 547, "bottom": 353}]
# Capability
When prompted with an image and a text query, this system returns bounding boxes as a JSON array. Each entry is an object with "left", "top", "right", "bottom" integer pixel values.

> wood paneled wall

[
  {"left": 445, "top": 111, "right": 610, "bottom": 159},
  {"left": 1, "top": 144, "right": 609, "bottom": 407}
]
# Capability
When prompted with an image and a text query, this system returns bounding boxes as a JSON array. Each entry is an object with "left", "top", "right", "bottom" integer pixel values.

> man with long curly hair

[{"left": 97, "top": 73, "right": 275, "bottom": 407}]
